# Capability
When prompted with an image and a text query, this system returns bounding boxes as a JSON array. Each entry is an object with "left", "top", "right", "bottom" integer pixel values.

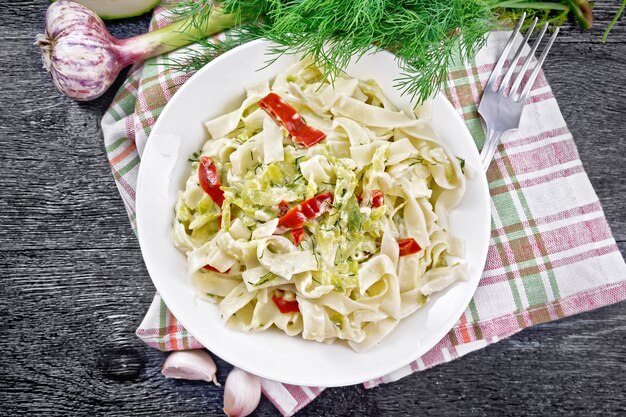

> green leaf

[{"left": 345, "top": 195, "right": 362, "bottom": 233}]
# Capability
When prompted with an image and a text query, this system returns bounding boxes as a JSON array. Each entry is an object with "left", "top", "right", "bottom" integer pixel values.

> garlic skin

[
  {"left": 36, "top": 0, "right": 126, "bottom": 101},
  {"left": 223, "top": 368, "right": 261, "bottom": 417},
  {"left": 161, "top": 350, "right": 220, "bottom": 386}
]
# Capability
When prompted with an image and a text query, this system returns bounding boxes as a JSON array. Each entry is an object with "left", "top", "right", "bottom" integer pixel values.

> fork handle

[{"left": 480, "top": 127, "right": 504, "bottom": 172}]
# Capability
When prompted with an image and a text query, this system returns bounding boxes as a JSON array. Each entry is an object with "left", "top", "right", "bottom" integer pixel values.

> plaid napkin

[{"left": 101, "top": 3, "right": 626, "bottom": 415}]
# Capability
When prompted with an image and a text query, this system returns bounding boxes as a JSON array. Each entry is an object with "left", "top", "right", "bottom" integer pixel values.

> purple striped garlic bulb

[
  {"left": 35, "top": 0, "right": 236, "bottom": 101},
  {"left": 36, "top": 0, "right": 130, "bottom": 101}
]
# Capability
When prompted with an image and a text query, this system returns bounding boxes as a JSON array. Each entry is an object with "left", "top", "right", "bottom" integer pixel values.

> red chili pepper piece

[
  {"left": 357, "top": 190, "right": 384, "bottom": 208},
  {"left": 258, "top": 92, "right": 326, "bottom": 147},
  {"left": 198, "top": 156, "right": 225, "bottom": 207},
  {"left": 291, "top": 227, "right": 305, "bottom": 245},
  {"left": 272, "top": 290, "right": 300, "bottom": 314},
  {"left": 398, "top": 238, "right": 422, "bottom": 256},
  {"left": 276, "top": 192, "right": 334, "bottom": 233},
  {"left": 202, "top": 265, "right": 231, "bottom": 273},
  {"left": 278, "top": 200, "right": 290, "bottom": 217},
  {"left": 371, "top": 190, "right": 384, "bottom": 208}
]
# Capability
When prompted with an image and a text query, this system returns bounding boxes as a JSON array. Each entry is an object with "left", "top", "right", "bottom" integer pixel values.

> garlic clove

[
  {"left": 223, "top": 368, "right": 261, "bottom": 417},
  {"left": 161, "top": 350, "right": 220, "bottom": 386}
]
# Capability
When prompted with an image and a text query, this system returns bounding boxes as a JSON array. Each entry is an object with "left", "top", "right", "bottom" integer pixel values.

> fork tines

[{"left": 485, "top": 13, "right": 559, "bottom": 103}]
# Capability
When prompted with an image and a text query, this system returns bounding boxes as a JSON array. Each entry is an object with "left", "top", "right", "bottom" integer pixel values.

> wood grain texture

[{"left": 0, "top": 1, "right": 624, "bottom": 415}]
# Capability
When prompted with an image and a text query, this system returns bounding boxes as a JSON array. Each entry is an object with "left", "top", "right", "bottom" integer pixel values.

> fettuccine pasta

[{"left": 173, "top": 59, "right": 467, "bottom": 352}]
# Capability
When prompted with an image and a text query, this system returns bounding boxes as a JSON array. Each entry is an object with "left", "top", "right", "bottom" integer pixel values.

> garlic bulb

[
  {"left": 36, "top": 0, "right": 125, "bottom": 101},
  {"left": 35, "top": 0, "right": 236, "bottom": 101},
  {"left": 161, "top": 350, "right": 220, "bottom": 386},
  {"left": 223, "top": 368, "right": 261, "bottom": 417}
]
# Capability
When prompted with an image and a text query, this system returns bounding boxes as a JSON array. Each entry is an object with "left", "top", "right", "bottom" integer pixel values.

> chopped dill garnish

[
  {"left": 253, "top": 271, "right": 274, "bottom": 286},
  {"left": 409, "top": 155, "right": 425, "bottom": 167},
  {"left": 457, "top": 157, "right": 466, "bottom": 173},
  {"left": 188, "top": 151, "right": 201, "bottom": 162}
]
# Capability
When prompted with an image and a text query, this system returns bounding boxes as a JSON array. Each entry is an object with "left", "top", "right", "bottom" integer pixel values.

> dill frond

[{"left": 166, "top": 0, "right": 215, "bottom": 34}]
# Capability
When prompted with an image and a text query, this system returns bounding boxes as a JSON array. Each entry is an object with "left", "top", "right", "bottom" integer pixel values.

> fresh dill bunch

[
  {"left": 164, "top": 0, "right": 595, "bottom": 102},
  {"left": 254, "top": 0, "right": 498, "bottom": 102}
]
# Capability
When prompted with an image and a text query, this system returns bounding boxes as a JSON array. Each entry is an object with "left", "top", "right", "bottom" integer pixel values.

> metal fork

[{"left": 478, "top": 14, "right": 559, "bottom": 172}]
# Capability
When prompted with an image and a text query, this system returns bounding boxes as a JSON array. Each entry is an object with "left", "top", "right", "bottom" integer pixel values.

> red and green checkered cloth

[{"left": 101, "top": 3, "right": 626, "bottom": 415}]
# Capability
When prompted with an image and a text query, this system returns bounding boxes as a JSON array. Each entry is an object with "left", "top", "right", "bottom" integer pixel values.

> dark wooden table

[{"left": 1, "top": 1, "right": 625, "bottom": 415}]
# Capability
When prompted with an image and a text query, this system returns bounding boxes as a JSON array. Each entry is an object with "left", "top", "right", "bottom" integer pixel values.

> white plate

[{"left": 136, "top": 40, "right": 491, "bottom": 387}]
